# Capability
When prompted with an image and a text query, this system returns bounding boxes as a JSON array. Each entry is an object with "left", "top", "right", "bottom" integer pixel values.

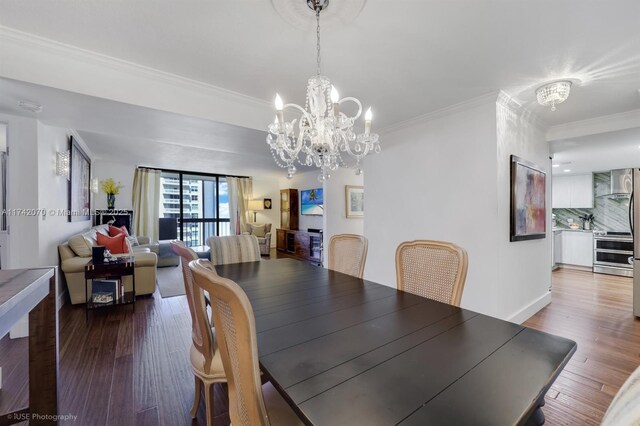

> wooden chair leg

[
  {"left": 204, "top": 382, "right": 214, "bottom": 426},
  {"left": 191, "top": 376, "right": 202, "bottom": 419}
]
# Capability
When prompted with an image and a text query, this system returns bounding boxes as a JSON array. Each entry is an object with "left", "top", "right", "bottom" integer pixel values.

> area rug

[{"left": 156, "top": 262, "right": 186, "bottom": 298}]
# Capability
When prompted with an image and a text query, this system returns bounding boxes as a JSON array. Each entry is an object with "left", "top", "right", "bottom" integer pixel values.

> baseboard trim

[
  {"left": 507, "top": 292, "right": 552, "bottom": 325},
  {"left": 556, "top": 263, "right": 592, "bottom": 272}
]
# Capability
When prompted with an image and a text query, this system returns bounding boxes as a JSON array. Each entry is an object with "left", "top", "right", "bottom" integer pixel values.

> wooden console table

[
  {"left": 0, "top": 268, "right": 58, "bottom": 425},
  {"left": 276, "top": 229, "right": 323, "bottom": 265}
]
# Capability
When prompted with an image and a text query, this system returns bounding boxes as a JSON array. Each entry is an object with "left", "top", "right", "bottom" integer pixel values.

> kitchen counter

[{"left": 553, "top": 228, "right": 593, "bottom": 233}]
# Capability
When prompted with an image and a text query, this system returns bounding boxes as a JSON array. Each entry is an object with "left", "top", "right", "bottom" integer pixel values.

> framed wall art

[
  {"left": 510, "top": 155, "right": 546, "bottom": 241},
  {"left": 69, "top": 136, "right": 91, "bottom": 222},
  {"left": 345, "top": 185, "right": 364, "bottom": 219}
]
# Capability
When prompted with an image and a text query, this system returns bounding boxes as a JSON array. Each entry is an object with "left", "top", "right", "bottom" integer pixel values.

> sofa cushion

[
  {"left": 250, "top": 224, "right": 266, "bottom": 238},
  {"left": 97, "top": 232, "right": 129, "bottom": 254},
  {"left": 68, "top": 234, "right": 93, "bottom": 257},
  {"left": 130, "top": 251, "right": 158, "bottom": 268},
  {"left": 109, "top": 225, "right": 130, "bottom": 237},
  {"left": 60, "top": 255, "right": 91, "bottom": 273}
]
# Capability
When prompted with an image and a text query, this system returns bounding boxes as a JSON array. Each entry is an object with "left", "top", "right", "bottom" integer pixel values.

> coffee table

[{"left": 84, "top": 257, "right": 136, "bottom": 320}]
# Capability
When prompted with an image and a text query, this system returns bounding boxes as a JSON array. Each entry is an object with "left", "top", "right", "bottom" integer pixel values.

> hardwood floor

[
  {"left": 524, "top": 268, "right": 640, "bottom": 425},
  {"left": 0, "top": 266, "right": 638, "bottom": 425}
]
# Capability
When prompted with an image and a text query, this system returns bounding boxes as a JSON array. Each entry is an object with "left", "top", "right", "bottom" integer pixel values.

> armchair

[{"left": 244, "top": 223, "right": 272, "bottom": 256}]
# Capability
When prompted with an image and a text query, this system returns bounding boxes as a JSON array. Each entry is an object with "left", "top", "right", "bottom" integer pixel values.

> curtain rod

[{"left": 136, "top": 166, "right": 250, "bottom": 179}]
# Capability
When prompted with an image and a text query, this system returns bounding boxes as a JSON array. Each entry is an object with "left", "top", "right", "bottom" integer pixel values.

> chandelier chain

[{"left": 316, "top": 10, "right": 321, "bottom": 76}]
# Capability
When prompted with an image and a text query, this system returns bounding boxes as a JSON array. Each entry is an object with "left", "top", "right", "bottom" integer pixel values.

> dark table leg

[
  {"left": 523, "top": 395, "right": 546, "bottom": 426},
  {"left": 28, "top": 273, "right": 59, "bottom": 425}
]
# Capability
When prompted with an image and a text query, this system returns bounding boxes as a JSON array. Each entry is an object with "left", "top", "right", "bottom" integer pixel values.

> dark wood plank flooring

[
  {"left": 0, "top": 266, "right": 637, "bottom": 425},
  {"left": 524, "top": 268, "right": 640, "bottom": 425}
]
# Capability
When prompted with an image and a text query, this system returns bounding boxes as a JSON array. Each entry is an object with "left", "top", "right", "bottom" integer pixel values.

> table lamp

[{"left": 248, "top": 199, "right": 264, "bottom": 222}]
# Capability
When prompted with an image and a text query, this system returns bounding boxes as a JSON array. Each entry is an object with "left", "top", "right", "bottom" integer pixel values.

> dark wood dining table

[{"left": 215, "top": 258, "right": 576, "bottom": 426}]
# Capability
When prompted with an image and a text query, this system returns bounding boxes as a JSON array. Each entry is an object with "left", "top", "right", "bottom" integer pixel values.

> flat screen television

[{"left": 301, "top": 188, "right": 324, "bottom": 216}]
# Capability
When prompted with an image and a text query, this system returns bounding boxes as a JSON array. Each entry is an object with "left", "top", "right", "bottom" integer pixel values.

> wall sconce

[
  {"left": 91, "top": 178, "right": 99, "bottom": 194},
  {"left": 56, "top": 150, "right": 70, "bottom": 180},
  {"left": 248, "top": 199, "right": 264, "bottom": 222}
]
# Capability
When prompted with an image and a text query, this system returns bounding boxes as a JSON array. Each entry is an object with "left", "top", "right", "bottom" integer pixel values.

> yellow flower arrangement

[{"left": 100, "top": 178, "right": 123, "bottom": 195}]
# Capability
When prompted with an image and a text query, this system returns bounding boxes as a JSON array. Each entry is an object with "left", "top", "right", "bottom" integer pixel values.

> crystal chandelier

[
  {"left": 267, "top": 0, "right": 380, "bottom": 181},
  {"left": 536, "top": 81, "right": 572, "bottom": 112}
]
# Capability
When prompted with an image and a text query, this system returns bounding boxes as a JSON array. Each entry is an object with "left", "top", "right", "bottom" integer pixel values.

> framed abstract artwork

[
  {"left": 68, "top": 136, "right": 91, "bottom": 222},
  {"left": 345, "top": 185, "right": 364, "bottom": 218},
  {"left": 510, "top": 155, "right": 546, "bottom": 241}
]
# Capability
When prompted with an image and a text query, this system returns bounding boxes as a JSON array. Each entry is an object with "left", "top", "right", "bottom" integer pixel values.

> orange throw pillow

[
  {"left": 109, "top": 225, "right": 130, "bottom": 237},
  {"left": 97, "top": 232, "right": 129, "bottom": 255}
]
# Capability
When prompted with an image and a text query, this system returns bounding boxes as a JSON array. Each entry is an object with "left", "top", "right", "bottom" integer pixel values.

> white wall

[
  {"left": 495, "top": 95, "right": 551, "bottom": 322},
  {"left": 0, "top": 112, "right": 39, "bottom": 269},
  {"left": 364, "top": 93, "right": 551, "bottom": 322},
  {"left": 364, "top": 100, "right": 500, "bottom": 317},
  {"left": 323, "top": 168, "right": 364, "bottom": 265},
  {"left": 92, "top": 160, "right": 136, "bottom": 210},
  {"left": 36, "top": 123, "right": 94, "bottom": 292},
  {"left": 251, "top": 174, "right": 281, "bottom": 247}
]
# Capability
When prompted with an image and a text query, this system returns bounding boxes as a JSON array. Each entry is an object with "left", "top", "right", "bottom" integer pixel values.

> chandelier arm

[
  {"left": 336, "top": 97, "right": 363, "bottom": 120},
  {"left": 283, "top": 103, "right": 314, "bottom": 123}
]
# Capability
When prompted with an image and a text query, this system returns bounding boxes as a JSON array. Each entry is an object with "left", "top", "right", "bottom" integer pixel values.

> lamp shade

[{"left": 248, "top": 199, "right": 264, "bottom": 211}]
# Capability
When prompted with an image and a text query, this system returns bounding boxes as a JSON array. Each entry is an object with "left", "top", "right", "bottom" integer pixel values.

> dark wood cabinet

[
  {"left": 276, "top": 229, "right": 323, "bottom": 265},
  {"left": 280, "top": 189, "right": 299, "bottom": 230}
]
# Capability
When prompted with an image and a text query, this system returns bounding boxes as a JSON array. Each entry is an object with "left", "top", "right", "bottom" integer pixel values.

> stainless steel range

[{"left": 593, "top": 231, "right": 634, "bottom": 277}]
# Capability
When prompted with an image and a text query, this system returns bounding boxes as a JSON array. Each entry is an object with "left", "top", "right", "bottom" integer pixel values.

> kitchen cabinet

[
  {"left": 553, "top": 231, "right": 563, "bottom": 265},
  {"left": 552, "top": 174, "right": 593, "bottom": 208},
  {"left": 557, "top": 231, "right": 593, "bottom": 267}
]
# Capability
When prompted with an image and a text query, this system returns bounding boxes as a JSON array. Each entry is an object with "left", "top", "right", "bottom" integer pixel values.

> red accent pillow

[
  {"left": 109, "top": 225, "right": 130, "bottom": 237},
  {"left": 97, "top": 232, "right": 129, "bottom": 254}
]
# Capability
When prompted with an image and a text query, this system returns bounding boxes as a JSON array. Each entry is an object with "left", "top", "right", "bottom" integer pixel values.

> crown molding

[
  {"left": 496, "top": 90, "right": 549, "bottom": 132},
  {"left": 546, "top": 108, "right": 640, "bottom": 141},
  {"left": 378, "top": 91, "right": 501, "bottom": 135},
  {"left": 379, "top": 90, "right": 548, "bottom": 136},
  {"left": 0, "top": 25, "right": 272, "bottom": 130}
]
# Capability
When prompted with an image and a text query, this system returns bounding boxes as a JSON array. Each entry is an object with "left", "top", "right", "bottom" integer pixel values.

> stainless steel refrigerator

[{"left": 633, "top": 169, "right": 640, "bottom": 316}]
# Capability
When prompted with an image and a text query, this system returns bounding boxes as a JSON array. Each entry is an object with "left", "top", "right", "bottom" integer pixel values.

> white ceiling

[
  {"left": 0, "top": 77, "right": 303, "bottom": 177},
  {"left": 0, "top": 0, "right": 639, "bottom": 129},
  {"left": 550, "top": 127, "right": 640, "bottom": 175}
]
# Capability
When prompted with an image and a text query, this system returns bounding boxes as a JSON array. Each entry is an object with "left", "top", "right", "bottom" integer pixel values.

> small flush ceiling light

[
  {"left": 56, "top": 150, "right": 70, "bottom": 180},
  {"left": 563, "top": 169, "right": 571, "bottom": 173},
  {"left": 552, "top": 164, "right": 560, "bottom": 168},
  {"left": 18, "top": 100, "right": 43, "bottom": 113},
  {"left": 536, "top": 81, "right": 572, "bottom": 112}
]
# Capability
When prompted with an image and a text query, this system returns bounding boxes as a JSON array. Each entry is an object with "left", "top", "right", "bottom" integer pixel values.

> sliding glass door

[{"left": 159, "top": 171, "right": 231, "bottom": 246}]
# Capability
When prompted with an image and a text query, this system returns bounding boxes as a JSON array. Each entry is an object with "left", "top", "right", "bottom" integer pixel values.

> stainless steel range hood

[{"left": 608, "top": 168, "right": 632, "bottom": 199}]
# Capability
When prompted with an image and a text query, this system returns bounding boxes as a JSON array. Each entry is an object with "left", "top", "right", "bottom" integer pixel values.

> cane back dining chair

[
  {"left": 328, "top": 234, "right": 369, "bottom": 279},
  {"left": 189, "top": 259, "right": 303, "bottom": 426},
  {"left": 170, "top": 240, "right": 226, "bottom": 425},
  {"left": 602, "top": 365, "right": 640, "bottom": 425},
  {"left": 395, "top": 239, "right": 469, "bottom": 306}
]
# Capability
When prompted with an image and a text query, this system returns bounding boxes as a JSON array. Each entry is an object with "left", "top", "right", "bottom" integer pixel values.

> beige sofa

[{"left": 59, "top": 224, "right": 158, "bottom": 304}]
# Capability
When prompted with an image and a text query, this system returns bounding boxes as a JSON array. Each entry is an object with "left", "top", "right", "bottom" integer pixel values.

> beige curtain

[
  {"left": 132, "top": 167, "right": 161, "bottom": 241},
  {"left": 227, "top": 177, "right": 253, "bottom": 235}
]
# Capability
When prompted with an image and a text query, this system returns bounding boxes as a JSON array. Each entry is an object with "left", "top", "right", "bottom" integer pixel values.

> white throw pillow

[{"left": 251, "top": 224, "right": 266, "bottom": 238}]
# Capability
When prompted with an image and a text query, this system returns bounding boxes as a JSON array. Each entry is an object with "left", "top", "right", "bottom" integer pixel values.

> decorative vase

[{"left": 107, "top": 194, "right": 115, "bottom": 210}]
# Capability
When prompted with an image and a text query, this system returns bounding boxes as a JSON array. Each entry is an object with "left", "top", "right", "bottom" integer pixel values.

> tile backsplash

[{"left": 553, "top": 172, "right": 631, "bottom": 232}]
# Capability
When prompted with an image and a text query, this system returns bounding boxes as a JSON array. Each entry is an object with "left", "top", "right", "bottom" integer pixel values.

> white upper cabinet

[{"left": 552, "top": 174, "right": 593, "bottom": 208}]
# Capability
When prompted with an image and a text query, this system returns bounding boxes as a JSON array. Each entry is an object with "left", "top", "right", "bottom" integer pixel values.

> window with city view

[{"left": 159, "top": 171, "right": 230, "bottom": 247}]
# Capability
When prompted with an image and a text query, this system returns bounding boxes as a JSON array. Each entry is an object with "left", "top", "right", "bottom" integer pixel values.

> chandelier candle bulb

[
  {"left": 364, "top": 107, "right": 372, "bottom": 135},
  {"left": 275, "top": 94, "right": 285, "bottom": 127},
  {"left": 331, "top": 86, "right": 340, "bottom": 118}
]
